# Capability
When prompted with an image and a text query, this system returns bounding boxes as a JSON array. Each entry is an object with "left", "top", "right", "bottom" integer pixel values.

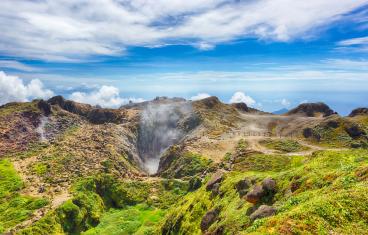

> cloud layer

[
  {"left": 0, "top": 0, "right": 366, "bottom": 61},
  {"left": 0, "top": 71, "right": 53, "bottom": 105}
]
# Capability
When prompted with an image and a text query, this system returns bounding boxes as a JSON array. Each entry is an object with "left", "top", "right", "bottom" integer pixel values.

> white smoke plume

[
  {"left": 138, "top": 101, "right": 192, "bottom": 174},
  {"left": 36, "top": 116, "right": 49, "bottom": 142}
]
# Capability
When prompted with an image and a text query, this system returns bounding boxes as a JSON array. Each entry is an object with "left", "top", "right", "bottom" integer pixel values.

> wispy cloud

[
  {"left": 337, "top": 36, "right": 368, "bottom": 46},
  {"left": 336, "top": 36, "right": 368, "bottom": 53},
  {"left": 0, "top": 0, "right": 366, "bottom": 61},
  {"left": 323, "top": 58, "right": 368, "bottom": 69},
  {"left": 0, "top": 60, "right": 40, "bottom": 72}
]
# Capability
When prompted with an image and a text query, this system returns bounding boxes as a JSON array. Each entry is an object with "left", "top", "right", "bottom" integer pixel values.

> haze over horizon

[{"left": 1, "top": 1, "right": 368, "bottom": 115}]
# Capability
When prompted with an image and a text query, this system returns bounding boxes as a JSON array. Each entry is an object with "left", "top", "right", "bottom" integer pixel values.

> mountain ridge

[{"left": 0, "top": 95, "right": 367, "bottom": 234}]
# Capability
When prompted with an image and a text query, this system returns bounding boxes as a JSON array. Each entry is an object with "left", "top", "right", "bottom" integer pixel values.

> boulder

[
  {"left": 262, "top": 178, "right": 276, "bottom": 193},
  {"left": 235, "top": 178, "right": 251, "bottom": 197},
  {"left": 210, "top": 182, "right": 221, "bottom": 197},
  {"left": 206, "top": 170, "right": 224, "bottom": 191},
  {"left": 201, "top": 208, "right": 220, "bottom": 232},
  {"left": 249, "top": 205, "right": 276, "bottom": 221},
  {"left": 245, "top": 185, "right": 264, "bottom": 204}
]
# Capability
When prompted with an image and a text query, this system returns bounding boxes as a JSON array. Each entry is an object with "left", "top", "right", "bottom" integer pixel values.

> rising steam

[
  {"left": 138, "top": 101, "right": 192, "bottom": 174},
  {"left": 36, "top": 116, "right": 49, "bottom": 142}
]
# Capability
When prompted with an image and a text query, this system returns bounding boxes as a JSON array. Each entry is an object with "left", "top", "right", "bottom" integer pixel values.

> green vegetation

[
  {"left": 83, "top": 204, "right": 164, "bottom": 235},
  {"left": 160, "top": 152, "right": 213, "bottom": 179},
  {"left": 0, "top": 101, "right": 40, "bottom": 116},
  {"left": 0, "top": 160, "right": 48, "bottom": 233},
  {"left": 236, "top": 139, "right": 248, "bottom": 151},
  {"left": 33, "top": 163, "right": 49, "bottom": 176},
  {"left": 233, "top": 153, "right": 304, "bottom": 172},
  {"left": 19, "top": 174, "right": 188, "bottom": 234},
  {"left": 160, "top": 149, "right": 368, "bottom": 234},
  {"left": 260, "top": 139, "right": 309, "bottom": 153},
  {"left": 305, "top": 118, "right": 368, "bottom": 148},
  {"left": 310, "top": 125, "right": 353, "bottom": 148}
]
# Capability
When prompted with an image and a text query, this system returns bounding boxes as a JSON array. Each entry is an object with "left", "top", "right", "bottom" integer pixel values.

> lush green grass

[
  {"left": 0, "top": 159, "right": 23, "bottom": 197},
  {"left": 260, "top": 139, "right": 310, "bottom": 153},
  {"left": 0, "top": 159, "right": 48, "bottom": 233},
  {"left": 83, "top": 204, "right": 164, "bottom": 235},
  {"left": 160, "top": 149, "right": 368, "bottom": 234},
  {"left": 159, "top": 152, "right": 213, "bottom": 179},
  {"left": 306, "top": 118, "right": 368, "bottom": 148},
  {"left": 19, "top": 175, "right": 188, "bottom": 235},
  {"left": 233, "top": 153, "right": 304, "bottom": 172}
]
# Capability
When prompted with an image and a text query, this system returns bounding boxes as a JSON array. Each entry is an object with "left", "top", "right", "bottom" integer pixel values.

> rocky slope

[{"left": 0, "top": 96, "right": 367, "bottom": 234}]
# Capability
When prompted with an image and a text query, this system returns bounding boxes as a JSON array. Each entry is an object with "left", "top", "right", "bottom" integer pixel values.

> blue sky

[{"left": 0, "top": 0, "right": 368, "bottom": 115}]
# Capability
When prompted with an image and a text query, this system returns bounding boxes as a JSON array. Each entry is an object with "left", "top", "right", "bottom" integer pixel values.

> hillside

[{"left": 0, "top": 96, "right": 367, "bottom": 234}]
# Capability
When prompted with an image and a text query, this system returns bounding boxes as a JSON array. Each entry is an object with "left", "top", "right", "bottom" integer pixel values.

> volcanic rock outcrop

[
  {"left": 349, "top": 108, "right": 368, "bottom": 117},
  {"left": 286, "top": 102, "right": 337, "bottom": 117}
]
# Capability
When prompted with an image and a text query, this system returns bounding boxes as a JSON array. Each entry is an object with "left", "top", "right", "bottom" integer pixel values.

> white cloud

[
  {"left": 0, "top": 0, "right": 365, "bottom": 61},
  {"left": 195, "top": 42, "right": 215, "bottom": 51},
  {"left": 0, "top": 71, "right": 54, "bottom": 105},
  {"left": 190, "top": 93, "right": 211, "bottom": 100},
  {"left": 69, "top": 85, "right": 144, "bottom": 108},
  {"left": 229, "top": 91, "right": 255, "bottom": 106},
  {"left": 281, "top": 98, "right": 291, "bottom": 107}
]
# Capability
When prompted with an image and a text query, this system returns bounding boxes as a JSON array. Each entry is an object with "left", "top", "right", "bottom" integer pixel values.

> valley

[{"left": 0, "top": 96, "right": 367, "bottom": 234}]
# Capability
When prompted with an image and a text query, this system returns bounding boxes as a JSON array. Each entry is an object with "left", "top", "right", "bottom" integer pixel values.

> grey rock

[
  {"left": 206, "top": 170, "right": 224, "bottom": 191},
  {"left": 201, "top": 208, "right": 220, "bottom": 232},
  {"left": 262, "top": 178, "right": 276, "bottom": 193},
  {"left": 249, "top": 205, "right": 276, "bottom": 221},
  {"left": 245, "top": 185, "right": 264, "bottom": 204}
]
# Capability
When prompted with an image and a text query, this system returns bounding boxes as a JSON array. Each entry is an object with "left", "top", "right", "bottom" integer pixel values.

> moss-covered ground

[
  {"left": 0, "top": 159, "right": 48, "bottom": 233},
  {"left": 18, "top": 175, "right": 189, "bottom": 235},
  {"left": 260, "top": 139, "right": 310, "bottom": 153},
  {"left": 160, "top": 149, "right": 368, "bottom": 234},
  {"left": 82, "top": 204, "right": 164, "bottom": 235}
]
